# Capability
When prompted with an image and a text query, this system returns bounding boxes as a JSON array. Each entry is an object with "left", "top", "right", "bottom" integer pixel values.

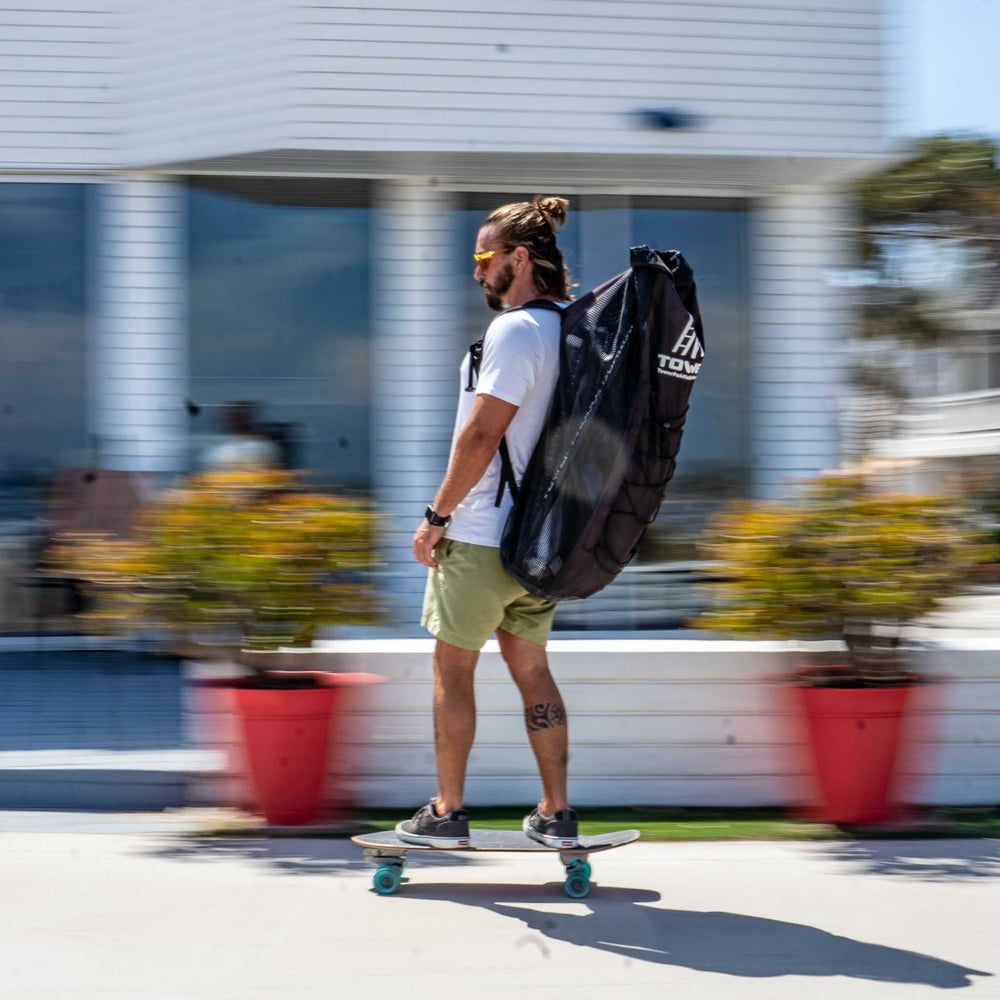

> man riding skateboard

[{"left": 398, "top": 196, "right": 577, "bottom": 849}]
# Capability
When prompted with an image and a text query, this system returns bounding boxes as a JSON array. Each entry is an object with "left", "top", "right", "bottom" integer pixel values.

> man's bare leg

[
  {"left": 496, "top": 628, "right": 568, "bottom": 814},
  {"left": 432, "top": 638, "right": 479, "bottom": 814}
]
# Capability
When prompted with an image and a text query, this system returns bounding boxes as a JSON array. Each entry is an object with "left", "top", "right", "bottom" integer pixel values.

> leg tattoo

[{"left": 525, "top": 702, "right": 566, "bottom": 732}]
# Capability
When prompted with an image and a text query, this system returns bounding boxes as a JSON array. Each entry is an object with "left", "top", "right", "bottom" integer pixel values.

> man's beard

[{"left": 480, "top": 262, "right": 515, "bottom": 312}]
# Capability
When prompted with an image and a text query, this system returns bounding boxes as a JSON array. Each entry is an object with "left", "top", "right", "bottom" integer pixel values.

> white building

[
  {"left": 0, "top": 0, "right": 895, "bottom": 633},
  {"left": 872, "top": 310, "right": 1000, "bottom": 494}
]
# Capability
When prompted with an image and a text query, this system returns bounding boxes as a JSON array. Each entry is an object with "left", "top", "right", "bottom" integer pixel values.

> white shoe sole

[
  {"left": 394, "top": 822, "right": 470, "bottom": 849},
  {"left": 522, "top": 815, "right": 579, "bottom": 849}
]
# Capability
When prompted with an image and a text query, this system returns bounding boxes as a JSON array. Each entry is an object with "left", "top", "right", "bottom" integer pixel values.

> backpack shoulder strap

[
  {"left": 467, "top": 301, "right": 563, "bottom": 506},
  {"left": 465, "top": 337, "right": 483, "bottom": 392},
  {"left": 495, "top": 437, "right": 519, "bottom": 508}
]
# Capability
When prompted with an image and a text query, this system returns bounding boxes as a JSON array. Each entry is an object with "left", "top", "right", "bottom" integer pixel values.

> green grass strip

[{"left": 196, "top": 806, "right": 1000, "bottom": 841}]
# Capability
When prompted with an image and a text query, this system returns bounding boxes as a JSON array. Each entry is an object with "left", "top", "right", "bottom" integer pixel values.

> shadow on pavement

[
  {"left": 142, "top": 836, "right": 475, "bottom": 876},
  {"left": 825, "top": 839, "right": 1000, "bottom": 881},
  {"left": 140, "top": 837, "right": 993, "bottom": 987},
  {"left": 395, "top": 883, "right": 992, "bottom": 988}
]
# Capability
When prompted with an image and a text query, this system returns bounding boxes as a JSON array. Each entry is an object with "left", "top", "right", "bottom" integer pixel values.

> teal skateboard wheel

[
  {"left": 373, "top": 866, "right": 401, "bottom": 895},
  {"left": 566, "top": 858, "right": 591, "bottom": 879},
  {"left": 564, "top": 872, "right": 591, "bottom": 898}
]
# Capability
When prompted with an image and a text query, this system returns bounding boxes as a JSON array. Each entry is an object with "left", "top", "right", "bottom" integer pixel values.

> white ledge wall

[{"left": 189, "top": 641, "right": 1000, "bottom": 810}]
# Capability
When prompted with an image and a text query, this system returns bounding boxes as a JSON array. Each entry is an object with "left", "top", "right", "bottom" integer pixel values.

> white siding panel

[
  {"left": 371, "top": 180, "right": 464, "bottom": 631},
  {"left": 293, "top": 46, "right": 880, "bottom": 78},
  {"left": 749, "top": 188, "right": 851, "bottom": 497},
  {"left": 0, "top": 1, "right": 888, "bottom": 168},
  {"left": 0, "top": 4, "right": 117, "bottom": 168},
  {"left": 287, "top": 0, "right": 887, "bottom": 159},
  {"left": 294, "top": 65, "right": 880, "bottom": 96},
  {"left": 121, "top": 0, "right": 286, "bottom": 167},
  {"left": 90, "top": 179, "right": 188, "bottom": 473},
  {"left": 297, "top": 4, "right": 880, "bottom": 34}
]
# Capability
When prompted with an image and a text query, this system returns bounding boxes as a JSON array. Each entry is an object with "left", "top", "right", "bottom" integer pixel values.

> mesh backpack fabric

[{"left": 496, "top": 245, "right": 705, "bottom": 601}]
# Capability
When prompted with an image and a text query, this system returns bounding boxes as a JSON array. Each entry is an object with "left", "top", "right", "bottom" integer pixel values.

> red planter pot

[
  {"left": 795, "top": 682, "right": 915, "bottom": 825},
  {"left": 221, "top": 670, "right": 383, "bottom": 826}
]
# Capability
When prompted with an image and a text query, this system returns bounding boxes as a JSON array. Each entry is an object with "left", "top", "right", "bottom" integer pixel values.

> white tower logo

[{"left": 657, "top": 315, "right": 702, "bottom": 381}]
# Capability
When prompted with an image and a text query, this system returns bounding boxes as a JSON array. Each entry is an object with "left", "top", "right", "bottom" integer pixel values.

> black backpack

[{"left": 468, "top": 246, "right": 704, "bottom": 602}]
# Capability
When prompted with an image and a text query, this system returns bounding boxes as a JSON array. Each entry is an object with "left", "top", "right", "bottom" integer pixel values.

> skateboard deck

[{"left": 353, "top": 828, "right": 639, "bottom": 898}]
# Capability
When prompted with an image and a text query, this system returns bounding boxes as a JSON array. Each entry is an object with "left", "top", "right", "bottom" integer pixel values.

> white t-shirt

[{"left": 445, "top": 304, "right": 564, "bottom": 547}]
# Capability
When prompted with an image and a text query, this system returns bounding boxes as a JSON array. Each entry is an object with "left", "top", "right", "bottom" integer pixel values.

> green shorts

[{"left": 421, "top": 538, "right": 558, "bottom": 651}]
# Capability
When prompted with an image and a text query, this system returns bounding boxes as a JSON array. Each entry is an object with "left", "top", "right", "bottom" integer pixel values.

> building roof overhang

[{"left": 138, "top": 148, "right": 897, "bottom": 194}]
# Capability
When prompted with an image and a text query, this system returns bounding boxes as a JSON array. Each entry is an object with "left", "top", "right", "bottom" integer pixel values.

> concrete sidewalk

[{"left": 0, "top": 814, "right": 997, "bottom": 999}]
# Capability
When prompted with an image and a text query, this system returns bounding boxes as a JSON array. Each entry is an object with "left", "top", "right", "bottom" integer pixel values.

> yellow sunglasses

[{"left": 473, "top": 250, "right": 500, "bottom": 268}]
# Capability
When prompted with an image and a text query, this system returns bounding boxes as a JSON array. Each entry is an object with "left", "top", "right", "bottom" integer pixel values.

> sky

[{"left": 896, "top": 0, "right": 1000, "bottom": 139}]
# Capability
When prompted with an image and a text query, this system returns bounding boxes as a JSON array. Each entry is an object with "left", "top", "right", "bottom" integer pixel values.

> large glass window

[
  {"left": 630, "top": 199, "right": 749, "bottom": 498},
  {"left": 0, "top": 183, "right": 88, "bottom": 633},
  {"left": 187, "top": 178, "right": 371, "bottom": 492},
  {"left": 0, "top": 184, "right": 88, "bottom": 504}
]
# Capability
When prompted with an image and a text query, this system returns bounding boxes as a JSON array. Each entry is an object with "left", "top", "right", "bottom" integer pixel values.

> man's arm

[{"left": 412, "top": 393, "right": 518, "bottom": 569}]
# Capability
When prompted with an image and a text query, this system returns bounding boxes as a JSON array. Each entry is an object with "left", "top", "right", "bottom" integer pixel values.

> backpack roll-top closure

[{"left": 629, "top": 244, "right": 670, "bottom": 269}]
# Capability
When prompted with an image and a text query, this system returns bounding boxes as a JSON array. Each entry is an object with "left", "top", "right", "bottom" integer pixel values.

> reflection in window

[
  {"left": 0, "top": 184, "right": 88, "bottom": 507},
  {"left": 630, "top": 199, "right": 749, "bottom": 499},
  {"left": 187, "top": 178, "right": 371, "bottom": 492},
  {"left": 0, "top": 184, "right": 88, "bottom": 633},
  {"left": 624, "top": 200, "right": 749, "bottom": 631}
]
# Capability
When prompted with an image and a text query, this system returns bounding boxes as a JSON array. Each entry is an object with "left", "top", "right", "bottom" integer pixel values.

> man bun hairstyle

[
  {"left": 535, "top": 195, "right": 569, "bottom": 229},
  {"left": 484, "top": 196, "right": 574, "bottom": 300}
]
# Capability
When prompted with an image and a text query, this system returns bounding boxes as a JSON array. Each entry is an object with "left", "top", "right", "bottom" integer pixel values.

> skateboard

[{"left": 352, "top": 828, "right": 639, "bottom": 898}]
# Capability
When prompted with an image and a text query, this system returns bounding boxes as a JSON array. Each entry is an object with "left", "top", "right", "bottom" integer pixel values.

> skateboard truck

[
  {"left": 364, "top": 848, "right": 408, "bottom": 895},
  {"left": 367, "top": 850, "right": 591, "bottom": 898}
]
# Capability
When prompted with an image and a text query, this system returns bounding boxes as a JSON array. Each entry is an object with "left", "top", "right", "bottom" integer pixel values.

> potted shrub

[
  {"left": 51, "top": 469, "right": 385, "bottom": 825},
  {"left": 698, "top": 474, "right": 989, "bottom": 825}
]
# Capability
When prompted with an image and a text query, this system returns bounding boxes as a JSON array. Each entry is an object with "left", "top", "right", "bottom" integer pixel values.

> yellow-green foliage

[
  {"left": 699, "top": 476, "right": 985, "bottom": 643},
  {"left": 51, "top": 470, "right": 383, "bottom": 649}
]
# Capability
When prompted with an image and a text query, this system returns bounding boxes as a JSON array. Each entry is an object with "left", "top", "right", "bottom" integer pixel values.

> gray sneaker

[
  {"left": 395, "top": 800, "right": 470, "bottom": 848},
  {"left": 523, "top": 804, "right": 579, "bottom": 848}
]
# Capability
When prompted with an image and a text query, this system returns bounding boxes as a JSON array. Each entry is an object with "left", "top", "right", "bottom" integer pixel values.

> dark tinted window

[
  {"left": 187, "top": 178, "right": 371, "bottom": 491},
  {"left": 631, "top": 199, "right": 750, "bottom": 497},
  {"left": 0, "top": 184, "right": 88, "bottom": 521}
]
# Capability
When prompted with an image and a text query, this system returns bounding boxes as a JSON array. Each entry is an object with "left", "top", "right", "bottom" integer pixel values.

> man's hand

[
  {"left": 413, "top": 519, "right": 447, "bottom": 569},
  {"left": 413, "top": 394, "right": 518, "bottom": 569}
]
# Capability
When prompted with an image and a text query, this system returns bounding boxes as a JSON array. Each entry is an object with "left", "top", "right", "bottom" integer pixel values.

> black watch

[{"left": 425, "top": 505, "right": 451, "bottom": 527}]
